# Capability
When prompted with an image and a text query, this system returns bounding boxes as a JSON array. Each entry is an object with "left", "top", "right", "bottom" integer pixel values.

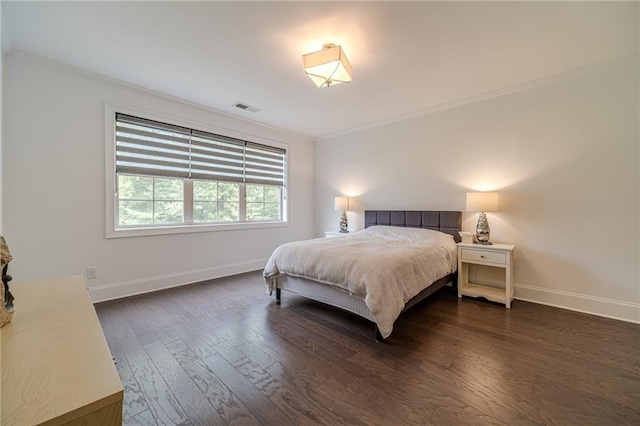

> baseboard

[
  {"left": 90, "top": 266, "right": 640, "bottom": 324},
  {"left": 514, "top": 283, "right": 640, "bottom": 324},
  {"left": 89, "top": 258, "right": 268, "bottom": 303}
]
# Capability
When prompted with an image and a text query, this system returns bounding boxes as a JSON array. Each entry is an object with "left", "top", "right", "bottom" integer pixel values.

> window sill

[{"left": 106, "top": 220, "right": 289, "bottom": 239}]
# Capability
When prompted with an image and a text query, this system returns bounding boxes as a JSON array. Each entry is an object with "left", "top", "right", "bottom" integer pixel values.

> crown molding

[
  {"left": 7, "top": 49, "right": 637, "bottom": 144},
  {"left": 315, "top": 53, "right": 640, "bottom": 142},
  {"left": 6, "top": 49, "right": 313, "bottom": 142}
]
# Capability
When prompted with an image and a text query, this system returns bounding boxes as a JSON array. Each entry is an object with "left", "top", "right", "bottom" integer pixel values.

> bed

[{"left": 263, "top": 210, "right": 462, "bottom": 340}]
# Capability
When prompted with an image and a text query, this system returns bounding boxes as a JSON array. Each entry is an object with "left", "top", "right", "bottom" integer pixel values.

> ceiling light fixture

[{"left": 302, "top": 43, "right": 352, "bottom": 88}]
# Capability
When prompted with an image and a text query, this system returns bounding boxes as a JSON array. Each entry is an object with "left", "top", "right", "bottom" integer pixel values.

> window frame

[{"left": 105, "top": 102, "right": 289, "bottom": 238}]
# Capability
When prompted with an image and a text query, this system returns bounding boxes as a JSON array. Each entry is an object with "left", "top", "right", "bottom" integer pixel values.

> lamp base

[
  {"left": 475, "top": 212, "right": 492, "bottom": 245},
  {"left": 475, "top": 241, "right": 493, "bottom": 245},
  {"left": 339, "top": 210, "right": 349, "bottom": 233}
]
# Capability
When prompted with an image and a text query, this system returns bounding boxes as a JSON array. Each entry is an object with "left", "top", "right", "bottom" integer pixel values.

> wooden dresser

[{"left": 1, "top": 275, "right": 123, "bottom": 425}]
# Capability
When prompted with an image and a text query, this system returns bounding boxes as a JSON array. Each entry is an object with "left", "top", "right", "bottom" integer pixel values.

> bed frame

[{"left": 274, "top": 210, "right": 462, "bottom": 341}]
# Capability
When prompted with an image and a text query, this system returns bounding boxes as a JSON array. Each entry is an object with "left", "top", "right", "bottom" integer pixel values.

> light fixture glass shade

[
  {"left": 466, "top": 192, "right": 499, "bottom": 212},
  {"left": 334, "top": 196, "right": 349, "bottom": 211},
  {"left": 303, "top": 44, "right": 352, "bottom": 88}
]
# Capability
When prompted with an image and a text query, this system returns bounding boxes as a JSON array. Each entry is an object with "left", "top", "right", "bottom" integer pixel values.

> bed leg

[
  {"left": 275, "top": 288, "right": 281, "bottom": 305},
  {"left": 375, "top": 325, "right": 385, "bottom": 342}
]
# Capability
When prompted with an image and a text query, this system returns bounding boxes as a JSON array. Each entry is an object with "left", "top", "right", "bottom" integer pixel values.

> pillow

[{"left": 361, "top": 225, "right": 454, "bottom": 243}]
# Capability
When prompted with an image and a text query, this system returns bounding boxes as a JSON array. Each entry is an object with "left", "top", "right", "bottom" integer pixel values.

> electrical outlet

[{"left": 87, "top": 267, "right": 98, "bottom": 279}]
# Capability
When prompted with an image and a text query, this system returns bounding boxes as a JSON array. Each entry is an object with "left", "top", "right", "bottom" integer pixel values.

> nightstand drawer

[{"left": 460, "top": 248, "right": 506, "bottom": 265}]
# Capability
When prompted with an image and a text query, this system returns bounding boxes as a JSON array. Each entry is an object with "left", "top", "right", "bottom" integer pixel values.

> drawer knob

[{"left": 480, "top": 255, "right": 485, "bottom": 258}]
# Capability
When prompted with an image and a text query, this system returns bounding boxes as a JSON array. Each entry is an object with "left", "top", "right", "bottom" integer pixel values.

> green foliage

[
  {"left": 193, "top": 180, "right": 239, "bottom": 223},
  {"left": 194, "top": 201, "right": 217, "bottom": 222},
  {"left": 118, "top": 175, "right": 153, "bottom": 200},
  {"left": 194, "top": 181, "right": 217, "bottom": 200},
  {"left": 246, "top": 185, "right": 263, "bottom": 202},
  {"left": 154, "top": 201, "right": 183, "bottom": 223},
  {"left": 119, "top": 200, "right": 153, "bottom": 225},
  {"left": 117, "top": 175, "right": 183, "bottom": 226},
  {"left": 154, "top": 178, "right": 182, "bottom": 200},
  {"left": 247, "top": 202, "right": 263, "bottom": 221},
  {"left": 218, "top": 182, "right": 239, "bottom": 202},
  {"left": 117, "top": 176, "right": 278, "bottom": 226},
  {"left": 218, "top": 202, "right": 239, "bottom": 222},
  {"left": 264, "top": 202, "right": 281, "bottom": 220},
  {"left": 247, "top": 202, "right": 281, "bottom": 221},
  {"left": 264, "top": 186, "right": 281, "bottom": 203},
  {"left": 246, "top": 185, "right": 281, "bottom": 221}
]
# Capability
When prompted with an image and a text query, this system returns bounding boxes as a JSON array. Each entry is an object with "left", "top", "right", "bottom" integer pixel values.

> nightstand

[
  {"left": 324, "top": 231, "right": 350, "bottom": 238},
  {"left": 457, "top": 242, "right": 515, "bottom": 308}
]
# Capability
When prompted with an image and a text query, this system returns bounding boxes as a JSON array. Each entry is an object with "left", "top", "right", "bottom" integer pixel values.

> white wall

[
  {"left": 4, "top": 52, "right": 314, "bottom": 301},
  {"left": 315, "top": 56, "right": 640, "bottom": 322},
  {"left": 0, "top": 5, "right": 4, "bottom": 233}
]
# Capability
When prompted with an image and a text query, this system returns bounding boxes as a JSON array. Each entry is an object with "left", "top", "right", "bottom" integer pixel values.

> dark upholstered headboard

[{"left": 364, "top": 210, "right": 462, "bottom": 243}]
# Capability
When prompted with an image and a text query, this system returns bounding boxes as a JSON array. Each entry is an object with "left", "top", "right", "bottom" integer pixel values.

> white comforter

[{"left": 263, "top": 226, "right": 458, "bottom": 338}]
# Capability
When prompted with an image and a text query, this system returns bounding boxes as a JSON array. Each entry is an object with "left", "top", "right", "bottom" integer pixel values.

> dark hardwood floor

[{"left": 95, "top": 271, "right": 640, "bottom": 426}]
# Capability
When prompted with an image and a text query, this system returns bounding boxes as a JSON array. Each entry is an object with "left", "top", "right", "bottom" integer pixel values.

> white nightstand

[
  {"left": 457, "top": 242, "right": 515, "bottom": 308},
  {"left": 324, "top": 231, "right": 350, "bottom": 238}
]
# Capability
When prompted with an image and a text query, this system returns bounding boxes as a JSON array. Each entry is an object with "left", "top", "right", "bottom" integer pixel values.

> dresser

[{"left": 1, "top": 275, "right": 123, "bottom": 425}]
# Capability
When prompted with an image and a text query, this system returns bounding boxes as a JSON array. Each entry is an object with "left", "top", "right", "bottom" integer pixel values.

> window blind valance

[{"left": 115, "top": 113, "right": 286, "bottom": 186}]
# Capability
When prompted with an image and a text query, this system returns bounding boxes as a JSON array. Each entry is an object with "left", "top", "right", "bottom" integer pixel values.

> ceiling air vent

[{"left": 233, "top": 102, "right": 261, "bottom": 113}]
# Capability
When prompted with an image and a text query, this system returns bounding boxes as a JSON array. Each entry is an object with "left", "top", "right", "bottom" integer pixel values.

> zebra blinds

[{"left": 115, "top": 114, "right": 286, "bottom": 186}]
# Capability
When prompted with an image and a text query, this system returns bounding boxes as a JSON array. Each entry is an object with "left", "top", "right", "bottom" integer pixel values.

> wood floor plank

[
  {"left": 232, "top": 354, "right": 345, "bottom": 425},
  {"left": 95, "top": 298, "right": 133, "bottom": 332},
  {"left": 95, "top": 270, "right": 640, "bottom": 426},
  {"left": 126, "top": 356, "right": 188, "bottom": 425},
  {"left": 230, "top": 319, "right": 368, "bottom": 425},
  {"left": 233, "top": 341, "right": 277, "bottom": 370},
  {"left": 123, "top": 409, "right": 158, "bottom": 426},
  {"left": 213, "top": 340, "right": 246, "bottom": 365},
  {"left": 164, "top": 339, "right": 260, "bottom": 426},
  {"left": 211, "top": 319, "right": 365, "bottom": 425},
  {"left": 144, "top": 340, "right": 226, "bottom": 426},
  {"left": 258, "top": 312, "right": 430, "bottom": 422},
  {"left": 264, "top": 361, "right": 369, "bottom": 426},
  {"left": 428, "top": 405, "right": 497, "bottom": 426},
  {"left": 428, "top": 300, "right": 640, "bottom": 375},
  {"left": 202, "top": 354, "right": 305, "bottom": 425},
  {"left": 116, "top": 325, "right": 189, "bottom": 426},
  {"left": 164, "top": 320, "right": 219, "bottom": 360},
  {"left": 110, "top": 342, "right": 150, "bottom": 420}
]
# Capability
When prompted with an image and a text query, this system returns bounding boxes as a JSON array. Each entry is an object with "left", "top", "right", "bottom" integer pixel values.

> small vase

[
  {"left": 339, "top": 211, "right": 349, "bottom": 233},
  {"left": 475, "top": 212, "right": 491, "bottom": 244}
]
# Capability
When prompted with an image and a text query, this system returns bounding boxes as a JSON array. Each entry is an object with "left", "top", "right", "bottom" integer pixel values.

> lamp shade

[
  {"left": 466, "top": 192, "right": 499, "bottom": 212},
  {"left": 303, "top": 44, "right": 352, "bottom": 88},
  {"left": 334, "top": 196, "right": 349, "bottom": 211}
]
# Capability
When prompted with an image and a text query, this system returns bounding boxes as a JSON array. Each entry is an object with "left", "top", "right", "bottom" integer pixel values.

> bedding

[{"left": 263, "top": 225, "right": 457, "bottom": 338}]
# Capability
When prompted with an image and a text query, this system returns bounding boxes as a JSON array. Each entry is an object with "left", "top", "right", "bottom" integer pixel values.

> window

[
  {"left": 118, "top": 175, "right": 184, "bottom": 225},
  {"left": 109, "top": 111, "right": 287, "bottom": 236},
  {"left": 247, "top": 184, "right": 283, "bottom": 221},
  {"left": 193, "top": 180, "right": 240, "bottom": 223}
]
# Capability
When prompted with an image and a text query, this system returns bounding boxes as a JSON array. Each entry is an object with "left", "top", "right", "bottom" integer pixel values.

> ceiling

[{"left": 2, "top": 1, "right": 638, "bottom": 139}]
